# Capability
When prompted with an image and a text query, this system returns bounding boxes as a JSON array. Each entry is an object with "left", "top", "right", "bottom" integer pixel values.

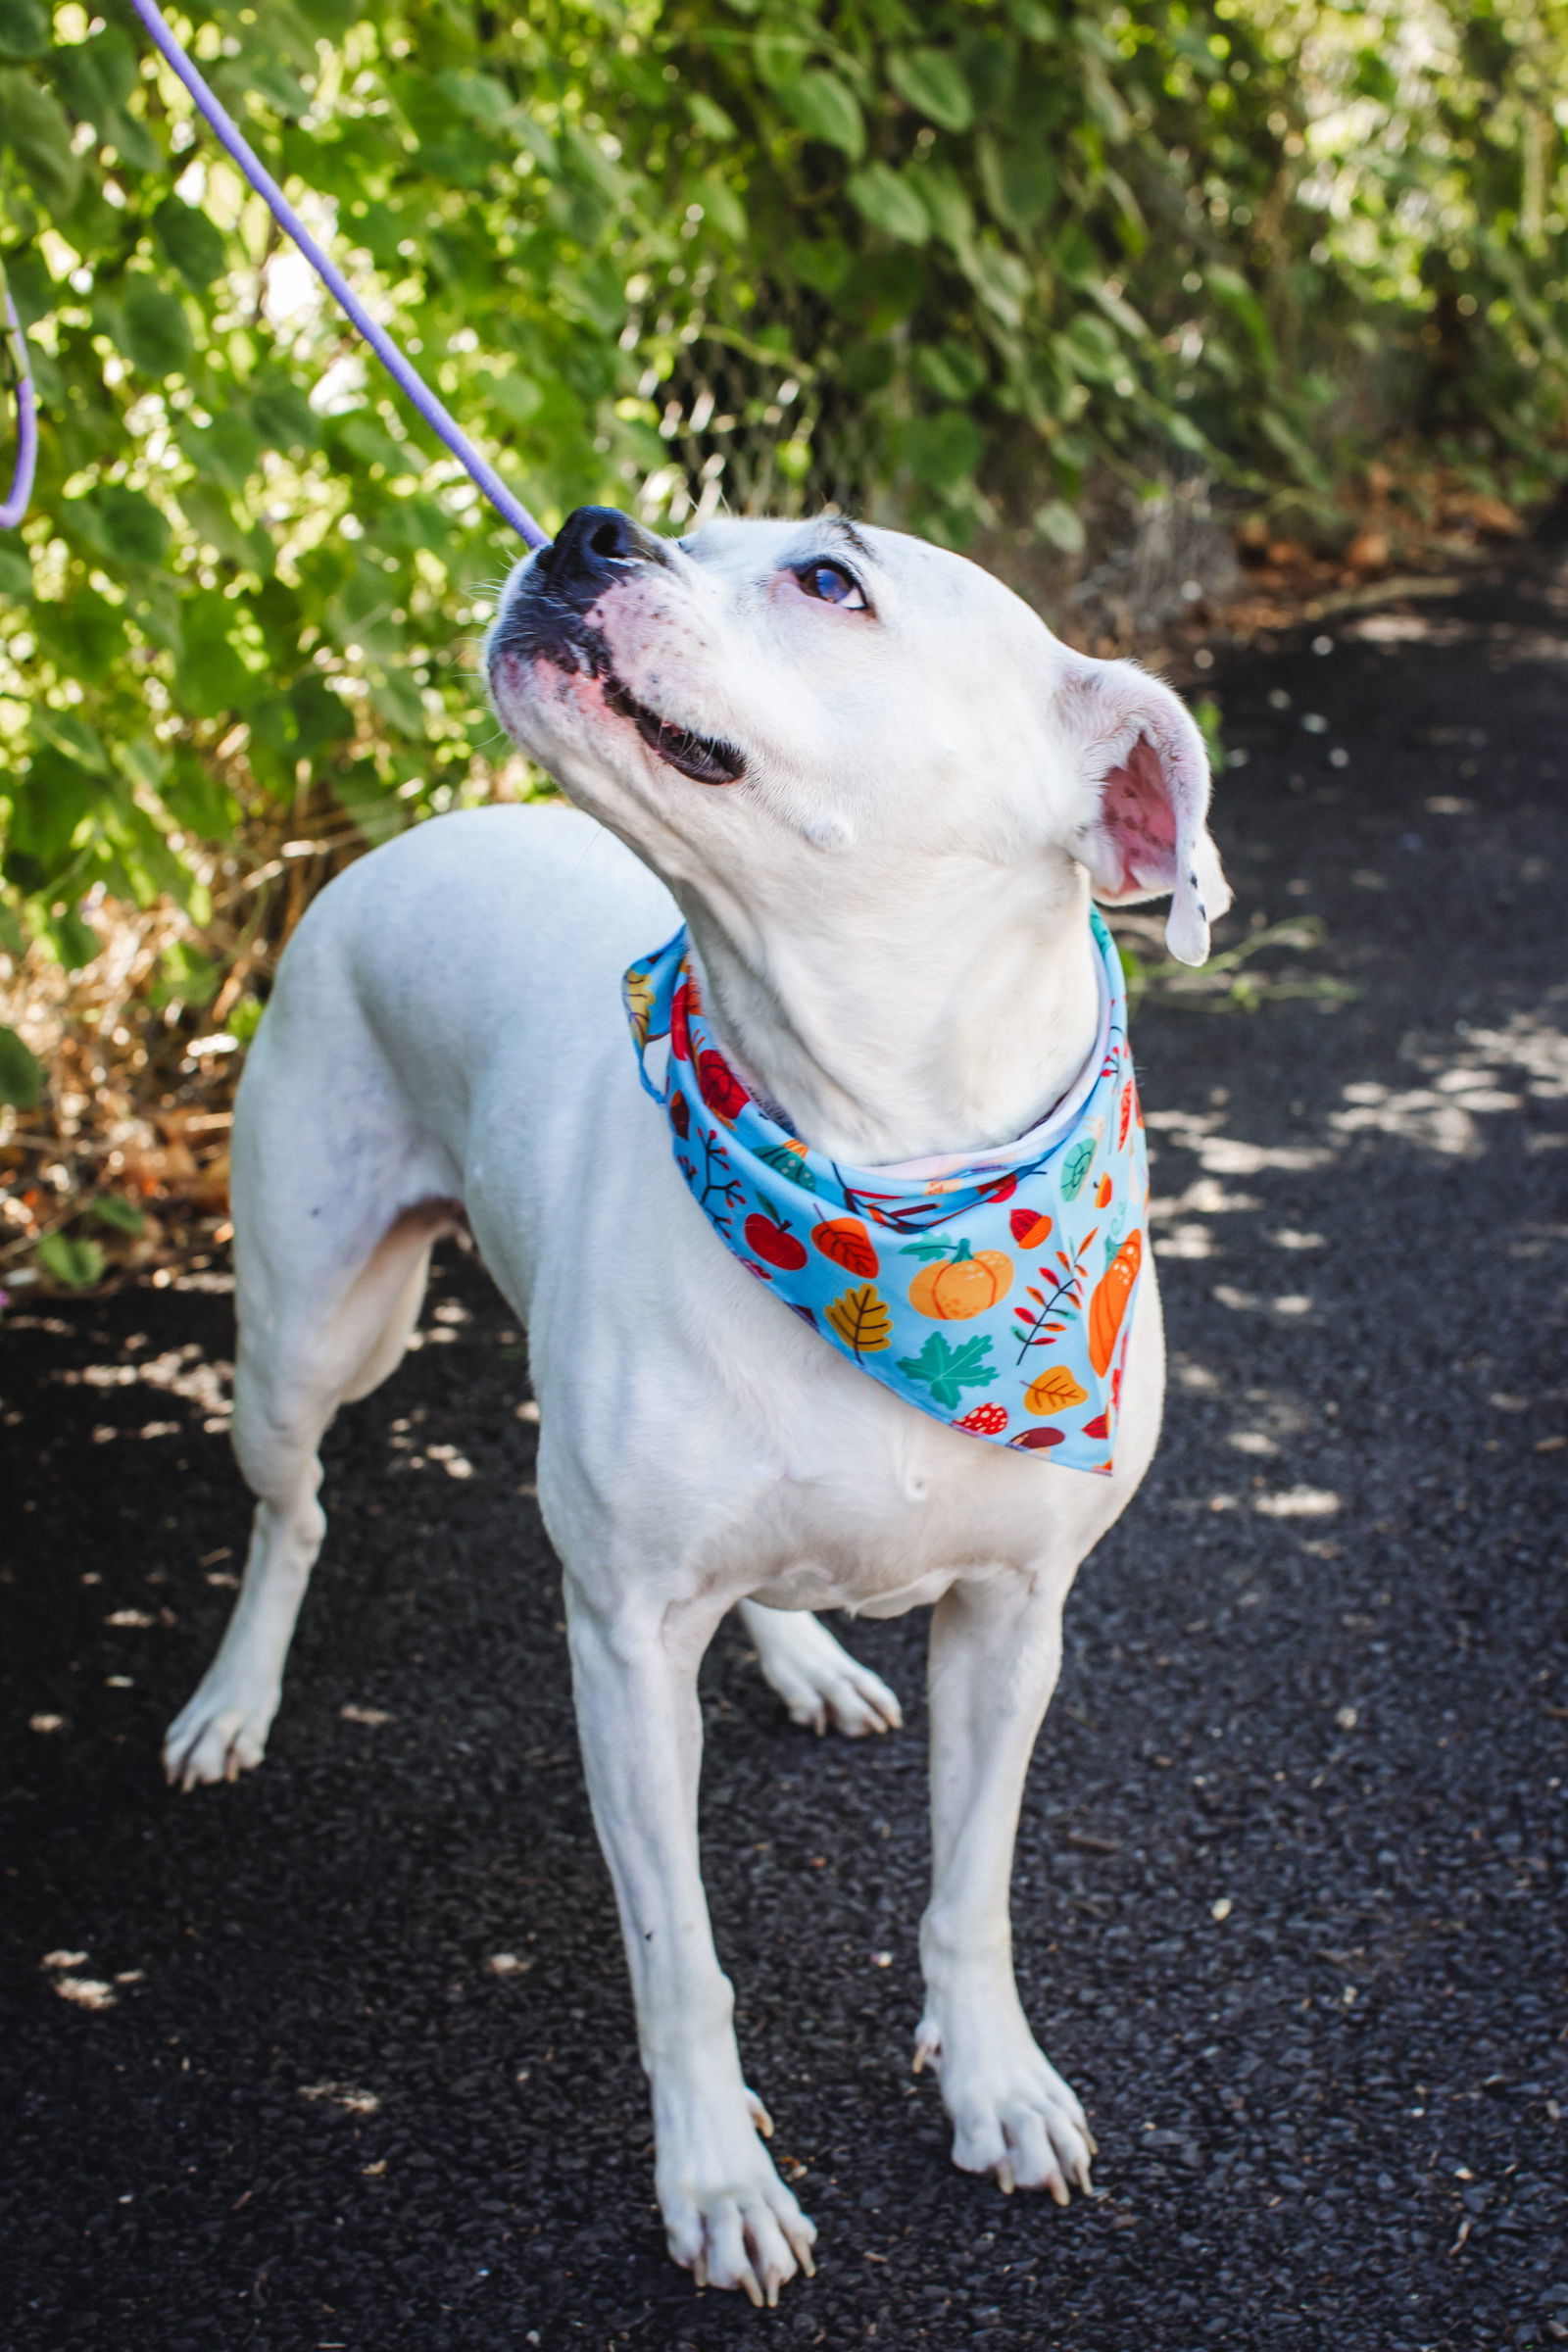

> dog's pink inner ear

[{"left": 1100, "top": 735, "right": 1179, "bottom": 893}]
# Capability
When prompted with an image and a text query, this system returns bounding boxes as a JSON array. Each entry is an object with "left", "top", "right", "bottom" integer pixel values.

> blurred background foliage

[{"left": 0, "top": 0, "right": 1565, "bottom": 1197}]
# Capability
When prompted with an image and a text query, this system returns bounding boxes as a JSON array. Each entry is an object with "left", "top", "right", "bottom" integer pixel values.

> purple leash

[
  {"left": 2, "top": 0, "right": 550, "bottom": 547},
  {"left": 0, "top": 289, "right": 37, "bottom": 529}
]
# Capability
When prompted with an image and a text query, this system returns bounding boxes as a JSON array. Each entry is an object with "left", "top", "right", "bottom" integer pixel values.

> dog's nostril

[{"left": 590, "top": 521, "right": 624, "bottom": 560}]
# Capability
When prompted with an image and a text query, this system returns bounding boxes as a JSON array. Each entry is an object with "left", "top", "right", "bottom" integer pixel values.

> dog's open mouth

[{"left": 599, "top": 667, "right": 746, "bottom": 788}]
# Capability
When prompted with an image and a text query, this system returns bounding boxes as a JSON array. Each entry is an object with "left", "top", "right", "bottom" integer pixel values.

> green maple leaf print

[{"left": 897, "top": 1331, "right": 1000, "bottom": 1411}]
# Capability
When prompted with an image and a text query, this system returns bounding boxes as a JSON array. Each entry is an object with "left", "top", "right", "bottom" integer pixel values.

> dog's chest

[{"left": 724, "top": 1399, "right": 1093, "bottom": 1616}]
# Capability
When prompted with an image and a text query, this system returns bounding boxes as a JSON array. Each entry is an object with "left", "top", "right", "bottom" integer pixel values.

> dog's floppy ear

[{"left": 1058, "top": 656, "right": 1231, "bottom": 966}]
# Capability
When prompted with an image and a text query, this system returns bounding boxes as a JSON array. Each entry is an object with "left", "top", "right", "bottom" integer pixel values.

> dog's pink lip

[{"left": 598, "top": 666, "right": 746, "bottom": 788}]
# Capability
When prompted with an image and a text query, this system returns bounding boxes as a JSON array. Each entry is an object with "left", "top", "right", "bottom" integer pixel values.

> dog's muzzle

[{"left": 488, "top": 506, "right": 747, "bottom": 788}]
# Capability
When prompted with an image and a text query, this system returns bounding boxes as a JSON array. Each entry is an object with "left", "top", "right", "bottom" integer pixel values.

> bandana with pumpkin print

[{"left": 622, "top": 909, "right": 1149, "bottom": 1474}]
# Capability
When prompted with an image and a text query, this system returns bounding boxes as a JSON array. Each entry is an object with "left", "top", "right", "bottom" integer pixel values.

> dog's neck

[{"left": 676, "top": 852, "right": 1102, "bottom": 1166}]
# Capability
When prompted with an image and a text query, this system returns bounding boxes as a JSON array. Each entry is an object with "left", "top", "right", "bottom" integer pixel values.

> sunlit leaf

[{"left": 0, "top": 1022, "right": 43, "bottom": 1108}]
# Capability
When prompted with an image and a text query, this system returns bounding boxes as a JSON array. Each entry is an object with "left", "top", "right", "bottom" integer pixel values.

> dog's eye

[{"left": 796, "top": 561, "right": 867, "bottom": 611}]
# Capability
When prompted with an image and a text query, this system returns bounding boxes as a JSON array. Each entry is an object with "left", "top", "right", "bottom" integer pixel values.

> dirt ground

[{"left": 3, "top": 550, "right": 1567, "bottom": 2351}]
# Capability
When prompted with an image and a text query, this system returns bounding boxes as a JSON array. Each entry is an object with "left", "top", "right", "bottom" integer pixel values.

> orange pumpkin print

[
  {"left": 906, "top": 1238, "right": 1014, "bottom": 1321},
  {"left": 1088, "top": 1232, "right": 1143, "bottom": 1375}
]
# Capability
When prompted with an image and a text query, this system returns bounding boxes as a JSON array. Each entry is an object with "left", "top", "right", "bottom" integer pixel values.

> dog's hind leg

[
  {"left": 164, "top": 992, "right": 458, "bottom": 1789},
  {"left": 736, "top": 1600, "right": 902, "bottom": 1738}
]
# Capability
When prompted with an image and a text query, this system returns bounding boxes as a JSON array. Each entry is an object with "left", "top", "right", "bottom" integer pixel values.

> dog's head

[{"left": 486, "top": 507, "right": 1230, "bottom": 964}]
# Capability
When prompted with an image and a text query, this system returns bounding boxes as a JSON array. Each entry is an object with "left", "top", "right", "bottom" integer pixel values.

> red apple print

[
  {"left": 670, "top": 981, "right": 692, "bottom": 1062},
  {"left": 955, "top": 1402, "right": 1009, "bottom": 1436},
  {"left": 745, "top": 1210, "right": 808, "bottom": 1271},
  {"left": 1010, "top": 1208, "right": 1054, "bottom": 1250},
  {"left": 698, "top": 1049, "right": 751, "bottom": 1121},
  {"left": 669, "top": 1090, "right": 691, "bottom": 1139}
]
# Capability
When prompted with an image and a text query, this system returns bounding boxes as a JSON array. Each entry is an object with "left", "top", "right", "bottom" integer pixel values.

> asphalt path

[{"left": 4, "top": 552, "right": 1567, "bottom": 2351}]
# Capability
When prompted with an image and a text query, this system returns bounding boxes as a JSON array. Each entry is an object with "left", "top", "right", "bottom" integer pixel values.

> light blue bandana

[{"left": 623, "top": 910, "right": 1148, "bottom": 1473}]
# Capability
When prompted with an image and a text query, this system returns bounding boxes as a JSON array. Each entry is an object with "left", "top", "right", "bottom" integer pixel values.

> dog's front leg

[
  {"left": 566, "top": 1582, "right": 816, "bottom": 2304},
  {"left": 916, "top": 1571, "right": 1097, "bottom": 2202}
]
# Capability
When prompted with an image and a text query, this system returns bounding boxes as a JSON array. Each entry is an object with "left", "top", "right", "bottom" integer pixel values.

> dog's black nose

[{"left": 545, "top": 506, "right": 665, "bottom": 600}]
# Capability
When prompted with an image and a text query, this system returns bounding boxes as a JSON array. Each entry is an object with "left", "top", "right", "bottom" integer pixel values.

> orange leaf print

[
  {"left": 813, "top": 1217, "right": 880, "bottom": 1278},
  {"left": 1024, "top": 1365, "right": 1090, "bottom": 1417}
]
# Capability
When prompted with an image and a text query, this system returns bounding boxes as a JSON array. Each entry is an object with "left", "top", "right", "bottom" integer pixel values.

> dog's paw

[
  {"left": 753, "top": 1612, "right": 903, "bottom": 1739},
  {"left": 914, "top": 2006, "right": 1095, "bottom": 2203},
  {"left": 657, "top": 2095, "right": 817, "bottom": 2305},
  {"left": 163, "top": 1678, "right": 278, "bottom": 1790}
]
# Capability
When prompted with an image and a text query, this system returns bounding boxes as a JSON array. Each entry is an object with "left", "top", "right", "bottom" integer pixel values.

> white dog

[{"left": 164, "top": 508, "right": 1229, "bottom": 2305}]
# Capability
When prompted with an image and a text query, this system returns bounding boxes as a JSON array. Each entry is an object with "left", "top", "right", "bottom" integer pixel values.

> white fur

[{"left": 164, "top": 515, "right": 1228, "bottom": 2304}]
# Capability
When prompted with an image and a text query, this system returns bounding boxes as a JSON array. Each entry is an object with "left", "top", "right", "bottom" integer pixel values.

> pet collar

[{"left": 623, "top": 911, "right": 1148, "bottom": 1473}]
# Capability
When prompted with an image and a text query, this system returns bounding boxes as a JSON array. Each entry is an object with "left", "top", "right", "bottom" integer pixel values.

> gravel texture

[{"left": 4, "top": 554, "right": 1568, "bottom": 2351}]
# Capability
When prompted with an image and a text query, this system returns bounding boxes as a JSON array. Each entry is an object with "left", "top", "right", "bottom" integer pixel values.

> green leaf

[
  {"left": 0, "top": 68, "right": 81, "bottom": 211},
  {"left": 0, "top": 1021, "right": 43, "bottom": 1108},
  {"left": 251, "top": 383, "right": 318, "bottom": 454},
  {"left": 847, "top": 163, "right": 930, "bottom": 245},
  {"left": 35, "top": 1232, "right": 106, "bottom": 1291},
  {"left": 912, "top": 340, "right": 985, "bottom": 402},
  {"left": 888, "top": 47, "right": 973, "bottom": 134},
  {"left": 897, "top": 1330, "right": 999, "bottom": 1411},
  {"left": 174, "top": 592, "right": 258, "bottom": 720},
  {"left": 122, "top": 284, "right": 194, "bottom": 379},
  {"left": 1035, "top": 498, "right": 1086, "bottom": 554},
  {"left": 73, "top": 485, "right": 172, "bottom": 569},
  {"left": 0, "top": 0, "right": 47, "bottom": 63},
  {"left": 904, "top": 409, "right": 982, "bottom": 492},
  {"left": 978, "top": 136, "right": 1054, "bottom": 235},
  {"left": 964, "top": 238, "right": 1031, "bottom": 327},
  {"left": 437, "top": 69, "right": 513, "bottom": 129},
  {"left": 31, "top": 590, "right": 126, "bottom": 685},
  {"left": 696, "top": 172, "right": 746, "bottom": 242},
  {"left": 154, "top": 197, "right": 228, "bottom": 292},
  {"left": 778, "top": 70, "right": 864, "bottom": 159},
  {"left": 906, "top": 163, "right": 973, "bottom": 251},
  {"left": 31, "top": 706, "right": 108, "bottom": 768},
  {"left": 181, "top": 413, "right": 263, "bottom": 495},
  {"left": 85, "top": 1194, "right": 145, "bottom": 1234},
  {"left": 687, "top": 91, "right": 736, "bottom": 140}
]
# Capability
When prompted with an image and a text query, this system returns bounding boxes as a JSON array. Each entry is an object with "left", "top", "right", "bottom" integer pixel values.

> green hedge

[{"left": 0, "top": 0, "right": 1564, "bottom": 1017}]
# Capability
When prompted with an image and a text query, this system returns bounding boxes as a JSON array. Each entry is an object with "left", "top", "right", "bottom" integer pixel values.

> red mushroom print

[
  {"left": 1010, "top": 1425, "right": 1065, "bottom": 1451},
  {"left": 669, "top": 1090, "right": 691, "bottom": 1140},
  {"left": 954, "top": 1402, "right": 1009, "bottom": 1436}
]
